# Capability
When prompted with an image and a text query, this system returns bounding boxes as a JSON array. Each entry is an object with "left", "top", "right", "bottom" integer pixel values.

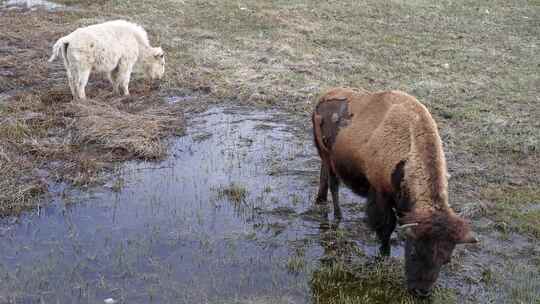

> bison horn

[
  {"left": 397, "top": 223, "right": 418, "bottom": 239},
  {"left": 397, "top": 223, "right": 419, "bottom": 229}
]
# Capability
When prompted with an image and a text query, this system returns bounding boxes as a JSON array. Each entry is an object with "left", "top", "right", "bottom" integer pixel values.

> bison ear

[
  {"left": 457, "top": 230, "right": 478, "bottom": 244},
  {"left": 449, "top": 213, "right": 478, "bottom": 244}
]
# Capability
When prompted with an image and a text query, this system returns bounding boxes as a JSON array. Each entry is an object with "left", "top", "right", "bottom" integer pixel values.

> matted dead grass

[
  {"left": 0, "top": 90, "right": 184, "bottom": 214},
  {"left": 73, "top": 97, "right": 184, "bottom": 159},
  {"left": 0, "top": 153, "right": 47, "bottom": 215}
]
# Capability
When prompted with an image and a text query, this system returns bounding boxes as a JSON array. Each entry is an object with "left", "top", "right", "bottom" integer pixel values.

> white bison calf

[{"left": 48, "top": 20, "right": 165, "bottom": 100}]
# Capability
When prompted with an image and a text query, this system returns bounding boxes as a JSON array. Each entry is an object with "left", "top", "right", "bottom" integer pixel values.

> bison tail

[
  {"left": 313, "top": 113, "right": 330, "bottom": 155},
  {"left": 48, "top": 37, "right": 69, "bottom": 63}
]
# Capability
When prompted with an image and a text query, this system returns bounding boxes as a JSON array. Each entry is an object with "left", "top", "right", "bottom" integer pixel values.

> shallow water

[
  {"left": 0, "top": 106, "right": 403, "bottom": 303},
  {"left": 1, "top": 0, "right": 64, "bottom": 10}
]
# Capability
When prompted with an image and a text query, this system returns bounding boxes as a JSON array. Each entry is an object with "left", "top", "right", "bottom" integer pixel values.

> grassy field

[{"left": 0, "top": 0, "right": 539, "bottom": 302}]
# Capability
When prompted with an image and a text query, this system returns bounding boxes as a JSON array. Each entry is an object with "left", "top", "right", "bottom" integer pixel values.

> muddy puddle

[{"left": 0, "top": 106, "right": 406, "bottom": 303}]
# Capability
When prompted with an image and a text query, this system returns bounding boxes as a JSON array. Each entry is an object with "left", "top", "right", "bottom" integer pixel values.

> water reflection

[
  {"left": 2, "top": 0, "right": 65, "bottom": 11},
  {"left": 0, "top": 107, "right": 398, "bottom": 304}
]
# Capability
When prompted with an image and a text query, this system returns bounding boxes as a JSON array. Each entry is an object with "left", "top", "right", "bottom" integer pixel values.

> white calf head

[{"left": 143, "top": 47, "right": 165, "bottom": 80}]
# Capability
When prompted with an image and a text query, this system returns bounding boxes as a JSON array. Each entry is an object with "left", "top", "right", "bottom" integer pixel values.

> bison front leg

[
  {"left": 329, "top": 171, "right": 342, "bottom": 220},
  {"left": 315, "top": 162, "right": 329, "bottom": 204},
  {"left": 367, "top": 188, "right": 396, "bottom": 256}
]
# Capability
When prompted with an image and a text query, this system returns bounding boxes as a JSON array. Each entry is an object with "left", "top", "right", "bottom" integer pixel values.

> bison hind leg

[
  {"left": 366, "top": 188, "right": 396, "bottom": 256},
  {"left": 314, "top": 161, "right": 342, "bottom": 220},
  {"left": 329, "top": 172, "right": 342, "bottom": 220},
  {"left": 315, "top": 162, "right": 329, "bottom": 204},
  {"left": 77, "top": 68, "right": 91, "bottom": 100},
  {"left": 109, "top": 64, "right": 120, "bottom": 94}
]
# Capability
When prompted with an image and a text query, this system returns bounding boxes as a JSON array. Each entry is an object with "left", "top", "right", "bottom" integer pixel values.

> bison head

[
  {"left": 400, "top": 210, "right": 477, "bottom": 297},
  {"left": 143, "top": 47, "right": 165, "bottom": 80}
]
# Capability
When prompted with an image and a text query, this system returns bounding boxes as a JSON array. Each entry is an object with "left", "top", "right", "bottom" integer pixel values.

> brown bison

[{"left": 312, "top": 88, "right": 477, "bottom": 297}]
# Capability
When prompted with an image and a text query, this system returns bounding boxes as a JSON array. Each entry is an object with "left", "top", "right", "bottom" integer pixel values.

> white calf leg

[
  {"left": 63, "top": 60, "right": 76, "bottom": 98},
  {"left": 66, "top": 70, "right": 76, "bottom": 98},
  {"left": 75, "top": 67, "right": 91, "bottom": 100},
  {"left": 117, "top": 61, "right": 134, "bottom": 96},
  {"left": 109, "top": 65, "right": 121, "bottom": 95}
]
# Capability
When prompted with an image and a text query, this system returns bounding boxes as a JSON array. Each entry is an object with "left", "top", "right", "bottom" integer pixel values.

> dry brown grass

[
  {"left": 0, "top": 156, "right": 47, "bottom": 215},
  {"left": 72, "top": 97, "right": 184, "bottom": 159},
  {"left": 0, "top": 90, "right": 184, "bottom": 214}
]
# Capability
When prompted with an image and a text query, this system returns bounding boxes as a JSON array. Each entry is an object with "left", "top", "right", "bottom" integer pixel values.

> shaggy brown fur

[
  {"left": 401, "top": 209, "right": 471, "bottom": 243},
  {"left": 314, "top": 88, "right": 454, "bottom": 217},
  {"left": 312, "top": 87, "right": 476, "bottom": 296}
]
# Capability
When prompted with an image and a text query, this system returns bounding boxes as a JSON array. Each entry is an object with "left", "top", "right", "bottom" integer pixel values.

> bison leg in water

[
  {"left": 329, "top": 171, "right": 342, "bottom": 219},
  {"left": 315, "top": 162, "right": 343, "bottom": 219},
  {"left": 313, "top": 98, "right": 351, "bottom": 219},
  {"left": 367, "top": 188, "right": 397, "bottom": 256},
  {"left": 315, "top": 162, "right": 329, "bottom": 204}
]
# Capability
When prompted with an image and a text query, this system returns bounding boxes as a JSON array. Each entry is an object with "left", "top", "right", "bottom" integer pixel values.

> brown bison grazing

[{"left": 312, "top": 87, "right": 477, "bottom": 297}]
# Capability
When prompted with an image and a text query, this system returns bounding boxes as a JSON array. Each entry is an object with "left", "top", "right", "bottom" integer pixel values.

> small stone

[
  {"left": 104, "top": 298, "right": 117, "bottom": 304},
  {"left": 442, "top": 63, "right": 450, "bottom": 69}
]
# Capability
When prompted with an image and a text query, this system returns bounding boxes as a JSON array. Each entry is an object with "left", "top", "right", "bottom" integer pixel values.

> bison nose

[{"left": 411, "top": 288, "right": 431, "bottom": 298}]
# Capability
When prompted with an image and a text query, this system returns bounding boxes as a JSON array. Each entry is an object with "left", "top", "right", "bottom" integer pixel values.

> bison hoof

[
  {"left": 315, "top": 197, "right": 327, "bottom": 205},
  {"left": 379, "top": 245, "right": 391, "bottom": 257}
]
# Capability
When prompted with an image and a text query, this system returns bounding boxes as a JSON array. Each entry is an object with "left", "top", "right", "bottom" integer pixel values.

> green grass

[
  {"left": 310, "top": 260, "right": 457, "bottom": 304},
  {"left": 481, "top": 185, "right": 540, "bottom": 237},
  {"left": 286, "top": 254, "right": 307, "bottom": 274}
]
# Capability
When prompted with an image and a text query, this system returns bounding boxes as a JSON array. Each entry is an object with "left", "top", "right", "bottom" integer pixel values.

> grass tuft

[
  {"left": 310, "top": 260, "right": 456, "bottom": 304},
  {"left": 216, "top": 182, "right": 248, "bottom": 204}
]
